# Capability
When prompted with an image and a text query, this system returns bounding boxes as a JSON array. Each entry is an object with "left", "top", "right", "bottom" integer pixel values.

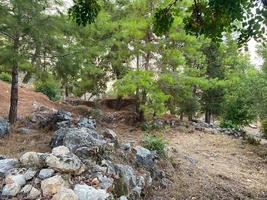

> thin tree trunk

[
  {"left": 205, "top": 110, "right": 211, "bottom": 124},
  {"left": 9, "top": 36, "right": 20, "bottom": 124},
  {"left": 65, "top": 84, "right": 69, "bottom": 98},
  {"left": 180, "top": 112, "right": 184, "bottom": 121}
]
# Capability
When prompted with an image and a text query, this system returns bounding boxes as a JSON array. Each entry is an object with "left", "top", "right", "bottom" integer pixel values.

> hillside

[{"left": 0, "top": 80, "right": 57, "bottom": 118}]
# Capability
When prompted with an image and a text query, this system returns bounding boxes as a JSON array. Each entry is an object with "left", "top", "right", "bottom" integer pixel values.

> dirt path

[{"left": 158, "top": 131, "right": 267, "bottom": 200}]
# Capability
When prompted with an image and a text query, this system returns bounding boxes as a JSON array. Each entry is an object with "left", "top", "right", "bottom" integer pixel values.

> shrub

[
  {"left": 141, "top": 122, "right": 161, "bottom": 132},
  {"left": 261, "top": 119, "right": 267, "bottom": 139},
  {"left": 0, "top": 72, "right": 12, "bottom": 83},
  {"left": 143, "top": 134, "right": 167, "bottom": 154},
  {"left": 220, "top": 120, "right": 239, "bottom": 129},
  {"left": 35, "top": 78, "right": 61, "bottom": 101}
]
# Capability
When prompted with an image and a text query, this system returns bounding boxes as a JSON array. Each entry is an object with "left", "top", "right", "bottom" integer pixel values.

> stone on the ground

[
  {"left": 114, "top": 164, "right": 136, "bottom": 188},
  {"left": 54, "top": 110, "right": 72, "bottom": 122},
  {"left": 52, "top": 187, "right": 78, "bottom": 200},
  {"left": 45, "top": 153, "right": 84, "bottom": 174},
  {"left": 0, "top": 118, "right": 9, "bottom": 137},
  {"left": 5, "top": 174, "right": 26, "bottom": 187},
  {"left": 77, "top": 118, "right": 96, "bottom": 130},
  {"left": 97, "top": 174, "right": 113, "bottom": 190},
  {"left": 134, "top": 146, "right": 154, "bottom": 168},
  {"left": 20, "top": 152, "right": 45, "bottom": 168},
  {"left": 74, "top": 184, "right": 109, "bottom": 200},
  {"left": 18, "top": 128, "right": 31, "bottom": 135},
  {"left": 0, "top": 159, "right": 19, "bottom": 177},
  {"left": 119, "top": 196, "right": 128, "bottom": 200},
  {"left": 50, "top": 128, "right": 106, "bottom": 152},
  {"left": 52, "top": 146, "right": 70, "bottom": 156},
  {"left": 28, "top": 187, "right": 41, "bottom": 199},
  {"left": 38, "top": 168, "right": 55, "bottom": 179},
  {"left": 41, "top": 175, "right": 65, "bottom": 196},
  {"left": 21, "top": 184, "right": 33, "bottom": 194},
  {"left": 2, "top": 183, "right": 21, "bottom": 197},
  {"left": 24, "top": 168, "right": 37, "bottom": 180}
]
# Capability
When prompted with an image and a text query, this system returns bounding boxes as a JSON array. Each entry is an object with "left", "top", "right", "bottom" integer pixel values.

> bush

[
  {"left": 220, "top": 120, "right": 239, "bottom": 129},
  {"left": 141, "top": 122, "right": 161, "bottom": 132},
  {"left": 35, "top": 79, "right": 61, "bottom": 101},
  {"left": 261, "top": 119, "right": 267, "bottom": 139},
  {"left": 143, "top": 134, "right": 167, "bottom": 154},
  {"left": 0, "top": 72, "right": 12, "bottom": 83}
]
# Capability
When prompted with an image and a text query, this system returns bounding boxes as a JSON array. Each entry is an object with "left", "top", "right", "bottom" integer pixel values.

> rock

[
  {"left": 56, "top": 121, "right": 71, "bottom": 130},
  {"left": 0, "top": 159, "right": 19, "bottom": 177},
  {"left": 121, "top": 143, "right": 131, "bottom": 151},
  {"left": 24, "top": 168, "right": 37, "bottom": 180},
  {"left": 45, "top": 153, "right": 84, "bottom": 174},
  {"left": 54, "top": 110, "right": 72, "bottom": 122},
  {"left": 18, "top": 128, "right": 31, "bottom": 135},
  {"left": 77, "top": 118, "right": 96, "bottom": 130},
  {"left": 41, "top": 175, "right": 65, "bottom": 196},
  {"left": 119, "top": 196, "right": 128, "bottom": 200},
  {"left": 5, "top": 174, "right": 26, "bottom": 187},
  {"left": 74, "top": 184, "right": 109, "bottom": 200},
  {"left": 52, "top": 187, "right": 78, "bottom": 200},
  {"left": 102, "top": 128, "right": 118, "bottom": 142},
  {"left": 160, "top": 178, "right": 171, "bottom": 189},
  {"left": 134, "top": 146, "right": 154, "bottom": 168},
  {"left": 97, "top": 175, "right": 113, "bottom": 190},
  {"left": 130, "top": 186, "right": 142, "bottom": 199},
  {"left": 2, "top": 183, "right": 21, "bottom": 197},
  {"left": 21, "top": 184, "right": 33, "bottom": 194},
  {"left": 28, "top": 187, "right": 41, "bottom": 199},
  {"left": 114, "top": 164, "right": 136, "bottom": 188},
  {"left": 52, "top": 146, "right": 70, "bottom": 156},
  {"left": 20, "top": 152, "right": 45, "bottom": 168},
  {"left": 0, "top": 118, "right": 9, "bottom": 137},
  {"left": 38, "top": 169, "right": 55, "bottom": 179},
  {"left": 50, "top": 127, "right": 106, "bottom": 156}
]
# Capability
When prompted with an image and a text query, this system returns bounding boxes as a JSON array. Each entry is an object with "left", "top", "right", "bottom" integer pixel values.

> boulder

[
  {"left": 50, "top": 127, "right": 106, "bottom": 155},
  {"left": 24, "top": 168, "right": 37, "bottom": 181},
  {"left": 119, "top": 196, "right": 128, "bottom": 200},
  {"left": 28, "top": 187, "right": 41, "bottom": 199},
  {"left": 0, "top": 159, "right": 19, "bottom": 177},
  {"left": 0, "top": 118, "right": 9, "bottom": 137},
  {"left": 77, "top": 118, "right": 96, "bottom": 130},
  {"left": 52, "top": 146, "right": 70, "bottom": 156},
  {"left": 74, "top": 184, "right": 109, "bottom": 200},
  {"left": 20, "top": 152, "right": 45, "bottom": 168},
  {"left": 45, "top": 153, "right": 84, "bottom": 174},
  {"left": 134, "top": 146, "right": 154, "bottom": 168},
  {"left": 114, "top": 164, "right": 136, "bottom": 189},
  {"left": 20, "top": 184, "right": 33, "bottom": 194},
  {"left": 5, "top": 174, "right": 26, "bottom": 187},
  {"left": 2, "top": 183, "right": 21, "bottom": 197},
  {"left": 38, "top": 169, "right": 55, "bottom": 179},
  {"left": 52, "top": 187, "right": 78, "bottom": 200},
  {"left": 41, "top": 175, "right": 65, "bottom": 196}
]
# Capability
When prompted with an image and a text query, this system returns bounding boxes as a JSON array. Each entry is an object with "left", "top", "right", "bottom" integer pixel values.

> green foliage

[
  {"left": 143, "top": 134, "right": 167, "bottom": 154},
  {"left": 35, "top": 77, "right": 61, "bottom": 101},
  {"left": 0, "top": 72, "right": 11, "bottom": 83},
  {"left": 69, "top": 0, "right": 101, "bottom": 26},
  {"left": 220, "top": 120, "right": 239, "bottom": 129},
  {"left": 141, "top": 122, "right": 161, "bottom": 132},
  {"left": 115, "top": 70, "right": 170, "bottom": 119},
  {"left": 261, "top": 119, "right": 267, "bottom": 139}
]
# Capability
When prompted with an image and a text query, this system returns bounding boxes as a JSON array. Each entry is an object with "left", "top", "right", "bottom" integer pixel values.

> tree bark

[
  {"left": 205, "top": 110, "right": 211, "bottom": 124},
  {"left": 9, "top": 35, "right": 20, "bottom": 124}
]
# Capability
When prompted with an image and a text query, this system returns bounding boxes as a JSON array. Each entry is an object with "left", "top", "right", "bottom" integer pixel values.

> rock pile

[{"left": 0, "top": 110, "right": 165, "bottom": 200}]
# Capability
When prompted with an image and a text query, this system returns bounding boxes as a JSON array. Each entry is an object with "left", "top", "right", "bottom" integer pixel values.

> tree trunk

[
  {"left": 9, "top": 65, "right": 19, "bottom": 124},
  {"left": 180, "top": 112, "right": 184, "bottom": 121},
  {"left": 9, "top": 36, "right": 20, "bottom": 124},
  {"left": 65, "top": 84, "right": 69, "bottom": 98},
  {"left": 205, "top": 110, "right": 211, "bottom": 124},
  {"left": 188, "top": 114, "right": 193, "bottom": 121}
]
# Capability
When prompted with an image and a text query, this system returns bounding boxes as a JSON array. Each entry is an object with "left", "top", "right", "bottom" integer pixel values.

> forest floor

[{"left": 0, "top": 80, "right": 267, "bottom": 199}]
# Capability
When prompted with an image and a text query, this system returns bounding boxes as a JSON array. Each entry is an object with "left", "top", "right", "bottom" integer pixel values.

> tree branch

[{"left": 0, "top": 30, "right": 15, "bottom": 40}]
